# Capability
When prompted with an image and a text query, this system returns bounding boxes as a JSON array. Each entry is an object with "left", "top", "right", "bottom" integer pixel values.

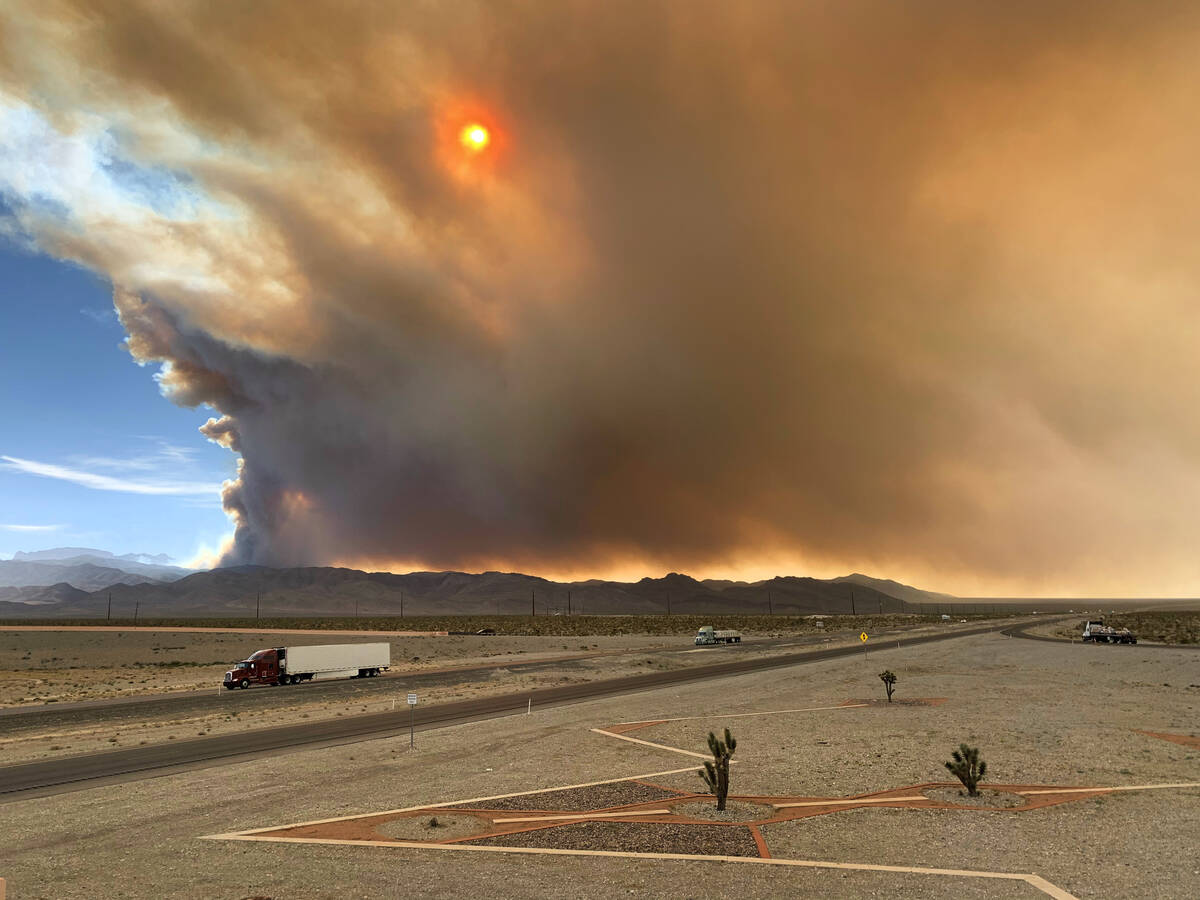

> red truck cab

[{"left": 224, "top": 647, "right": 284, "bottom": 689}]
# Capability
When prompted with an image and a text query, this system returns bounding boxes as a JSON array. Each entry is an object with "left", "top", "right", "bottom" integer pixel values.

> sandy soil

[
  {"left": 375, "top": 813, "right": 486, "bottom": 841},
  {"left": 0, "top": 623, "right": 962, "bottom": 764},
  {"left": 0, "top": 630, "right": 682, "bottom": 706},
  {"left": 0, "top": 618, "right": 987, "bottom": 705},
  {"left": 2, "top": 630, "right": 1197, "bottom": 898}
]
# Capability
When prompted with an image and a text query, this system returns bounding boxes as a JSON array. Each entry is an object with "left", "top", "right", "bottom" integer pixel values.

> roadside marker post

[
  {"left": 407, "top": 693, "right": 418, "bottom": 749},
  {"left": 860, "top": 631, "right": 869, "bottom": 660}
]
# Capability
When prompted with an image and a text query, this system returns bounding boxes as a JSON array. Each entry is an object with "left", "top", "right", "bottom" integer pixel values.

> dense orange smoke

[{"left": 3, "top": 1, "right": 1200, "bottom": 595}]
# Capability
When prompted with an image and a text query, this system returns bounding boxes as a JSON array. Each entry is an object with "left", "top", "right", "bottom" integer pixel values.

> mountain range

[
  {"left": 0, "top": 547, "right": 191, "bottom": 593},
  {"left": 0, "top": 561, "right": 955, "bottom": 618}
]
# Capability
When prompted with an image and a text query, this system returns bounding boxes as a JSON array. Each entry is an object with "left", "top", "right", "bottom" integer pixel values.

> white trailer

[
  {"left": 223, "top": 642, "right": 390, "bottom": 688},
  {"left": 284, "top": 643, "right": 391, "bottom": 680}
]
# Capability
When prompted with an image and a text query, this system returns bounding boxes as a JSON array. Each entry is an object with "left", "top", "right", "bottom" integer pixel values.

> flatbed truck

[
  {"left": 695, "top": 625, "right": 742, "bottom": 645},
  {"left": 1082, "top": 620, "right": 1137, "bottom": 644}
]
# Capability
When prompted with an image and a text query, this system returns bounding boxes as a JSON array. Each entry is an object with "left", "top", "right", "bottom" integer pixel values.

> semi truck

[
  {"left": 695, "top": 625, "right": 742, "bottom": 645},
  {"left": 223, "top": 642, "right": 390, "bottom": 689},
  {"left": 1081, "top": 620, "right": 1137, "bottom": 644}
]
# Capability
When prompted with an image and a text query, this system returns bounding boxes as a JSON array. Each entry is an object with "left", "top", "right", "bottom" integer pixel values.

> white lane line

[
  {"left": 213, "top": 765, "right": 699, "bottom": 835},
  {"left": 202, "top": 835, "right": 1079, "bottom": 899},
  {"left": 615, "top": 704, "right": 867, "bottom": 726},
  {"left": 492, "top": 809, "right": 672, "bottom": 824}
]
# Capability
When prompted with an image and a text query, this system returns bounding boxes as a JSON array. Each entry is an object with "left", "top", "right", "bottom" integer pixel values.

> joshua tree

[
  {"left": 698, "top": 728, "right": 737, "bottom": 811},
  {"left": 878, "top": 669, "right": 898, "bottom": 702},
  {"left": 945, "top": 743, "right": 987, "bottom": 796}
]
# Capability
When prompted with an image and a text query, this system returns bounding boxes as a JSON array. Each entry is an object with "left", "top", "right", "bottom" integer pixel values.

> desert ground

[
  {"left": 2, "top": 627, "right": 1197, "bottom": 899},
  {"left": 0, "top": 615, "right": 950, "bottom": 705},
  {"left": 0, "top": 618, "right": 975, "bottom": 765}
]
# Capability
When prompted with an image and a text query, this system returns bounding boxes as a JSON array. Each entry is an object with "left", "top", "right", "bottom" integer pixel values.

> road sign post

[
  {"left": 860, "top": 631, "right": 869, "bottom": 659},
  {"left": 407, "top": 693, "right": 418, "bottom": 748}
]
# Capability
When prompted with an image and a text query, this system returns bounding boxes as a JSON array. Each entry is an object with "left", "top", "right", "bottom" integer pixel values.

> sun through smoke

[{"left": 459, "top": 123, "right": 490, "bottom": 153}]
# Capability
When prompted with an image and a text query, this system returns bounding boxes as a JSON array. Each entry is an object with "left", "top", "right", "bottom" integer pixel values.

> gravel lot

[{"left": 1, "top": 630, "right": 1197, "bottom": 898}]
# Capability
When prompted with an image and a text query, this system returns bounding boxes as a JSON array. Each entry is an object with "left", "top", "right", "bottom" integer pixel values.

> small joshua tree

[
  {"left": 945, "top": 743, "right": 987, "bottom": 797},
  {"left": 878, "top": 669, "right": 898, "bottom": 702},
  {"left": 698, "top": 727, "right": 737, "bottom": 811}
]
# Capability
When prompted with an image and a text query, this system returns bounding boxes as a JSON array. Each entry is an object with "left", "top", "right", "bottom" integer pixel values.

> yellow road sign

[{"left": 860, "top": 632, "right": 869, "bottom": 642}]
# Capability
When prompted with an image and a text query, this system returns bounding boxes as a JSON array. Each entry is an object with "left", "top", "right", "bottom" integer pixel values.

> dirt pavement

[{"left": 1, "top": 630, "right": 1196, "bottom": 898}]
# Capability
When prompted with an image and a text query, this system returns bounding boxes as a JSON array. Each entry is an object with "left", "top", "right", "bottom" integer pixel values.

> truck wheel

[
  {"left": 239, "top": 678, "right": 250, "bottom": 689},
  {"left": 290, "top": 675, "right": 300, "bottom": 685}
]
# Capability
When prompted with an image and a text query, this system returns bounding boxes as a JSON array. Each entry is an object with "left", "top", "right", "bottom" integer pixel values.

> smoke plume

[{"left": 3, "top": 1, "right": 1200, "bottom": 594}]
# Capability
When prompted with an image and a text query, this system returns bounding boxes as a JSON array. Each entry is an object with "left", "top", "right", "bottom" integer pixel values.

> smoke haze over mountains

[{"left": 3, "top": 2, "right": 1200, "bottom": 595}]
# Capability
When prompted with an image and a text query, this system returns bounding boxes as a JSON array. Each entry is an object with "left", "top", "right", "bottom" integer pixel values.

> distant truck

[
  {"left": 1081, "top": 620, "right": 1137, "bottom": 644},
  {"left": 223, "top": 643, "right": 390, "bottom": 689},
  {"left": 695, "top": 625, "right": 742, "bottom": 645}
]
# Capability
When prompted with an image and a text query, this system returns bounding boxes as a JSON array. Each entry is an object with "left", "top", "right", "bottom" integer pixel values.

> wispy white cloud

[
  {"left": 1, "top": 455, "right": 219, "bottom": 496},
  {"left": 149, "top": 441, "right": 200, "bottom": 465},
  {"left": 0, "top": 523, "right": 63, "bottom": 532},
  {"left": 73, "top": 439, "right": 202, "bottom": 473}
]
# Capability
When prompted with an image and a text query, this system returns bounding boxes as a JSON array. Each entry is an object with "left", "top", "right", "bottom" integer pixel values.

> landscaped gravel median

[
  {"left": 456, "top": 781, "right": 680, "bottom": 811},
  {"left": 469, "top": 820, "right": 761, "bottom": 856}
]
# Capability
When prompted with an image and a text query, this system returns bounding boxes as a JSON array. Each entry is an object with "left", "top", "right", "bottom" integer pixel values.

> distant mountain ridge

[
  {"left": 833, "top": 573, "right": 958, "bottom": 606},
  {"left": 0, "top": 547, "right": 191, "bottom": 593},
  {"left": 0, "top": 564, "right": 957, "bottom": 618},
  {"left": 13, "top": 547, "right": 175, "bottom": 565}
]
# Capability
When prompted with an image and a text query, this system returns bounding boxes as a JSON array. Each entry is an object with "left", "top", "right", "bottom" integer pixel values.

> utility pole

[
  {"left": 851, "top": 589, "right": 856, "bottom": 616},
  {"left": 256, "top": 591, "right": 261, "bottom": 620},
  {"left": 567, "top": 590, "right": 572, "bottom": 616},
  {"left": 879, "top": 597, "right": 883, "bottom": 615},
  {"left": 134, "top": 601, "right": 139, "bottom": 624},
  {"left": 107, "top": 592, "right": 111, "bottom": 621},
  {"left": 531, "top": 589, "right": 535, "bottom": 617},
  {"left": 400, "top": 593, "right": 404, "bottom": 617},
  {"left": 768, "top": 591, "right": 773, "bottom": 616},
  {"left": 355, "top": 598, "right": 359, "bottom": 618},
  {"left": 666, "top": 592, "right": 671, "bottom": 616}
]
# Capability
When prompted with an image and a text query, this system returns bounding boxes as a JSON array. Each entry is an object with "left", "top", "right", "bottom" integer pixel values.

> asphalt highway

[
  {"left": 0, "top": 620, "right": 1019, "bottom": 802},
  {"left": 0, "top": 630, "right": 843, "bottom": 723}
]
